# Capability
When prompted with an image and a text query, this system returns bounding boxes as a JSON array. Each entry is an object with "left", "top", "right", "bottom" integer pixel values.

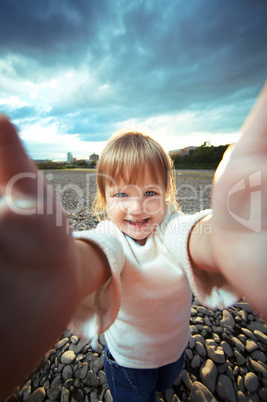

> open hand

[
  {"left": 211, "top": 81, "right": 267, "bottom": 319},
  {"left": 0, "top": 116, "right": 81, "bottom": 398}
]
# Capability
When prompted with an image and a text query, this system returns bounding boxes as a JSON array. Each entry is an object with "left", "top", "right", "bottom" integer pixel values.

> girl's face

[{"left": 105, "top": 168, "right": 167, "bottom": 245}]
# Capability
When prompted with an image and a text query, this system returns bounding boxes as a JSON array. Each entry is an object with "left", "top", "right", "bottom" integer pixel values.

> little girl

[
  {"left": 1, "top": 82, "right": 266, "bottom": 400},
  {"left": 70, "top": 129, "right": 238, "bottom": 401}
]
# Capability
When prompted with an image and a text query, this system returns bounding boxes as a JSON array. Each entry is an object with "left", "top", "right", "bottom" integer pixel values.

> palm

[
  {"left": 0, "top": 116, "right": 80, "bottom": 395},
  {"left": 211, "top": 82, "right": 267, "bottom": 319}
]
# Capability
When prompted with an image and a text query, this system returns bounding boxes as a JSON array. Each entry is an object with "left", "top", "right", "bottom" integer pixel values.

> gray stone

[
  {"left": 86, "top": 352, "right": 98, "bottom": 362},
  {"left": 42, "top": 379, "right": 50, "bottom": 389},
  {"left": 237, "top": 309, "right": 247, "bottom": 322},
  {"left": 50, "top": 375, "right": 61, "bottom": 387},
  {"left": 193, "top": 334, "right": 205, "bottom": 345},
  {"left": 191, "top": 354, "right": 202, "bottom": 369},
  {"left": 250, "top": 349, "right": 267, "bottom": 363},
  {"left": 190, "top": 381, "right": 217, "bottom": 402},
  {"left": 251, "top": 321, "right": 267, "bottom": 334},
  {"left": 195, "top": 324, "right": 205, "bottom": 331},
  {"left": 75, "top": 362, "right": 88, "bottom": 379},
  {"left": 241, "top": 327, "right": 256, "bottom": 339},
  {"left": 185, "top": 348, "right": 193, "bottom": 360},
  {"left": 61, "top": 351, "right": 76, "bottom": 365},
  {"left": 212, "top": 326, "right": 223, "bottom": 334},
  {"left": 234, "top": 349, "right": 246, "bottom": 365},
  {"left": 92, "top": 354, "right": 104, "bottom": 371},
  {"left": 249, "top": 358, "right": 267, "bottom": 376},
  {"left": 236, "top": 390, "right": 246, "bottom": 402},
  {"left": 254, "top": 329, "right": 267, "bottom": 344},
  {"left": 99, "top": 370, "right": 108, "bottom": 385},
  {"left": 202, "top": 326, "right": 211, "bottom": 335},
  {"left": 21, "top": 380, "right": 31, "bottom": 400},
  {"left": 195, "top": 341, "right": 206, "bottom": 357},
  {"left": 200, "top": 359, "right": 217, "bottom": 393},
  {"left": 204, "top": 317, "right": 212, "bottom": 326},
  {"left": 27, "top": 387, "right": 46, "bottom": 402},
  {"left": 237, "top": 375, "right": 244, "bottom": 392},
  {"left": 221, "top": 341, "right": 233, "bottom": 358},
  {"left": 223, "top": 324, "right": 234, "bottom": 334},
  {"left": 181, "top": 369, "right": 193, "bottom": 391},
  {"left": 248, "top": 392, "right": 260, "bottom": 402},
  {"left": 47, "top": 386, "right": 62, "bottom": 400},
  {"left": 226, "top": 365, "right": 235, "bottom": 382},
  {"left": 69, "top": 340, "right": 88, "bottom": 354},
  {"left": 73, "top": 378, "right": 80, "bottom": 387},
  {"left": 191, "top": 307, "right": 198, "bottom": 315},
  {"left": 86, "top": 370, "right": 100, "bottom": 387},
  {"left": 244, "top": 372, "right": 258, "bottom": 392},
  {"left": 55, "top": 338, "right": 69, "bottom": 350},
  {"left": 216, "top": 374, "right": 236, "bottom": 402},
  {"left": 237, "top": 334, "right": 246, "bottom": 344},
  {"left": 258, "top": 387, "right": 267, "bottom": 401},
  {"left": 217, "top": 361, "right": 228, "bottom": 374},
  {"left": 165, "top": 388, "right": 174, "bottom": 402},
  {"left": 60, "top": 387, "right": 70, "bottom": 402},
  {"left": 99, "top": 334, "right": 106, "bottom": 347},
  {"left": 188, "top": 336, "right": 196, "bottom": 349},
  {"left": 234, "top": 366, "right": 240, "bottom": 376},
  {"left": 235, "top": 301, "right": 252, "bottom": 312},
  {"left": 197, "top": 306, "right": 214, "bottom": 316},
  {"left": 232, "top": 336, "right": 245, "bottom": 352},
  {"left": 190, "top": 325, "right": 198, "bottom": 335},
  {"left": 63, "top": 379, "right": 73, "bottom": 389},
  {"left": 104, "top": 389, "right": 113, "bottom": 402},
  {"left": 220, "top": 310, "right": 235, "bottom": 328},
  {"left": 70, "top": 335, "right": 79, "bottom": 344},
  {"left": 212, "top": 333, "right": 220, "bottom": 344},
  {"left": 72, "top": 387, "right": 84, "bottom": 401},
  {"left": 62, "top": 365, "right": 73, "bottom": 381},
  {"left": 205, "top": 339, "right": 225, "bottom": 363},
  {"left": 192, "top": 317, "right": 204, "bottom": 325},
  {"left": 245, "top": 339, "right": 258, "bottom": 352}
]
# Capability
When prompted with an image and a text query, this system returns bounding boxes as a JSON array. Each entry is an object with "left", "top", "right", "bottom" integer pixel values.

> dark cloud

[
  {"left": 1, "top": 0, "right": 266, "bottom": 155},
  {"left": 0, "top": 0, "right": 111, "bottom": 62}
]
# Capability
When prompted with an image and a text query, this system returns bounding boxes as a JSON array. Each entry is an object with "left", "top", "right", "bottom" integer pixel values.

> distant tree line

[
  {"left": 170, "top": 142, "right": 229, "bottom": 170},
  {"left": 32, "top": 160, "right": 97, "bottom": 170}
]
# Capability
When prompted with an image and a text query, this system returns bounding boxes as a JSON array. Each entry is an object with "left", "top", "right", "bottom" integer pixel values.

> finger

[
  {"left": 233, "top": 79, "right": 267, "bottom": 157},
  {"left": 0, "top": 115, "right": 38, "bottom": 197}
]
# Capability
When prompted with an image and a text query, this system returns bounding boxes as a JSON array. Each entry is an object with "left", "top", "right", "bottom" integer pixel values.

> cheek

[
  {"left": 107, "top": 199, "right": 126, "bottom": 217},
  {"left": 143, "top": 197, "right": 166, "bottom": 215}
]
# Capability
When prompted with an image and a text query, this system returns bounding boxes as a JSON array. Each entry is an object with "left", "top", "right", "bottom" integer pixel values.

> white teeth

[{"left": 129, "top": 218, "right": 147, "bottom": 223}]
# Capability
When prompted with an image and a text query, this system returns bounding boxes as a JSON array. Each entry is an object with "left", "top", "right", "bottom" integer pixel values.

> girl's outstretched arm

[
  {"left": 0, "top": 115, "right": 110, "bottom": 399},
  {"left": 189, "top": 80, "right": 267, "bottom": 320}
]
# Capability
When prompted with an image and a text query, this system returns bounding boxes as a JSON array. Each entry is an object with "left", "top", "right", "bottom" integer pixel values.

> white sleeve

[
  {"left": 68, "top": 225, "right": 124, "bottom": 346},
  {"left": 164, "top": 210, "right": 239, "bottom": 309}
]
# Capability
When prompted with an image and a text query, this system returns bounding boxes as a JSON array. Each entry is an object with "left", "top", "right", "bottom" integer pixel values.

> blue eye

[
  {"left": 145, "top": 191, "right": 156, "bottom": 196},
  {"left": 114, "top": 192, "right": 128, "bottom": 197}
]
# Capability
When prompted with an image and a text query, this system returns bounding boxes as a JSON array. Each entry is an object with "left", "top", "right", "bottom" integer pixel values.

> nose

[{"left": 127, "top": 197, "right": 143, "bottom": 214}]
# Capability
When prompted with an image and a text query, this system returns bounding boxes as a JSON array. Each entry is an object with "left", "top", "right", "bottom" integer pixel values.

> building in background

[
  {"left": 89, "top": 153, "right": 99, "bottom": 165},
  {"left": 67, "top": 152, "right": 73, "bottom": 164},
  {"left": 169, "top": 146, "right": 198, "bottom": 156},
  {"left": 169, "top": 149, "right": 181, "bottom": 157}
]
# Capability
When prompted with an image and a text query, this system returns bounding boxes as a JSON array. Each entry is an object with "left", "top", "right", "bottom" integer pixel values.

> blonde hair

[{"left": 93, "top": 129, "right": 178, "bottom": 219}]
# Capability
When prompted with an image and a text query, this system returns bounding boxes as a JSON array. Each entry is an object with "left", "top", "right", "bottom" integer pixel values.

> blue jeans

[{"left": 104, "top": 345, "right": 185, "bottom": 402}]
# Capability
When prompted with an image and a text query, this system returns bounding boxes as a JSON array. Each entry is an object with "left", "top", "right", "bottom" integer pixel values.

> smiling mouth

[{"left": 127, "top": 218, "right": 149, "bottom": 227}]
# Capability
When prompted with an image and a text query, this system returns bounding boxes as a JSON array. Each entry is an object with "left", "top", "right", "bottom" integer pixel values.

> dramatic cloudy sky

[{"left": 0, "top": 0, "right": 266, "bottom": 161}]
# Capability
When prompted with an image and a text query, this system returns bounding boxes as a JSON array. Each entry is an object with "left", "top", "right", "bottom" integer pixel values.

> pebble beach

[{"left": 5, "top": 170, "right": 267, "bottom": 402}]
